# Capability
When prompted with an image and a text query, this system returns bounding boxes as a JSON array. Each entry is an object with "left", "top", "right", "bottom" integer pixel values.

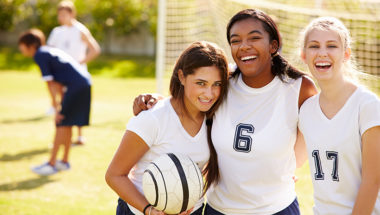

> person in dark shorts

[
  {"left": 47, "top": 0, "right": 101, "bottom": 146},
  {"left": 18, "top": 28, "right": 91, "bottom": 176}
]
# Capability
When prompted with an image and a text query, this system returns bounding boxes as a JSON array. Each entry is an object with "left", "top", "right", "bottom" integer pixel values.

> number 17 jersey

[{"left": 299, "top": 86, "right": 380, "bottom": 215}]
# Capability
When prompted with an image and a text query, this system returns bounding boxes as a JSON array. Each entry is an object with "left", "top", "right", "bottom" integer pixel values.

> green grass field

[{"left": 0, "top": 71, "right": 314, "bottom": 215}]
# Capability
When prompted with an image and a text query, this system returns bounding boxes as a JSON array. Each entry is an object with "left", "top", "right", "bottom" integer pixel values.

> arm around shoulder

[
  {"left": 298, "top": 75, "right": 318, "bottom": 108},
  {"left": 295, "top": 76, "right": 318, "bottom": 168},
  {"left": 133, "top": 94, "right": 165, "bottom": 116},
  {"left": 294, "top": 128, "right": 307, "bottom": 168}
]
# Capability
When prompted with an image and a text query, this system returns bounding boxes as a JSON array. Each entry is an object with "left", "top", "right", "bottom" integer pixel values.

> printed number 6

[{"left": 233, "top": 123, "right": 254, "bottom": 153}]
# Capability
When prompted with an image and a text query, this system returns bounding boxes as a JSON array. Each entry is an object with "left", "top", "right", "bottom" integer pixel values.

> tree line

[{"left": 0, "top": 0, "right": 157, "bottom": 43}]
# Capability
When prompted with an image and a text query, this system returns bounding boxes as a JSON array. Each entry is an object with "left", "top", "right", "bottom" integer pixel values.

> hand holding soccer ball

[{"left": 142, "top": 153, "right": 203, "bottom": 215}]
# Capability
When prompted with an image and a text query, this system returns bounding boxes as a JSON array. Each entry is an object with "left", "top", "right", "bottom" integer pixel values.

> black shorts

[
  {"left": 57, "top": 85, "right": 91, "bottom": 127},
  {"left": 116, "top": 198, "right": 204, "bottom": 215},
  {"left": 204, "top": 198, "right": 300, "bottom": 215}
]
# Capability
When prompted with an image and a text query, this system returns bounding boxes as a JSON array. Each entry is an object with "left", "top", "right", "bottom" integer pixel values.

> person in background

[
  {"left": 47, "top": 0, "right": 100, "bottom": 146},
  {"left": 18, "top": 29, "right": 92, "bottom": 175}
]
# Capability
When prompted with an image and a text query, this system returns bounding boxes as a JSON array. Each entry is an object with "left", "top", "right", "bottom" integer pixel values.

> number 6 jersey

[
  {"left": 207, "top": 74, "right": 302, "bottom": 214},
  {"left": 299, "top": 86, "right": 380, "bottom": 215}
]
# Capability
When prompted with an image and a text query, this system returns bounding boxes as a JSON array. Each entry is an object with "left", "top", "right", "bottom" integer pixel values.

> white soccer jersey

[
  {"left": 207, "top": 74, "right": 302, "bottom": 214},
  {"left": 47, "top": 20, "right": 88, "bottom": 68},
  {"left": 299, "top": 86, "right": 380, "bottom": 215},
  {"left": 126, "top": 98, "right": 210, "bottom": 214}
]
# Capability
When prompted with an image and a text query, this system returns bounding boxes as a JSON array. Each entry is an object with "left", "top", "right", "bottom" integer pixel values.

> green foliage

[
  {"left": 141, "top": 0, "right": 158, "bottom": 38},
  {"left": 88, "top": 54, "right": 155, "bottom": 78},
  {"left": 90, "top": 0, "right": 141, "bottom": 38},
  {"left": 31, "top": 0, "right": 61, "bottom": 34},
  {"left": 0, "top": 45, "right": 155, "bottom": 78},
  {"left": 0, "top": 46, "right": 36, "bottom": 71},
  {"left": 0, "top": 0, "right": 26, "bottom": 30},
  {"left": 81, "top": 0, "right": 157, "bottom": 42},
  {"left": 1, "top": 0, "right": 157, "bottom": 43}
]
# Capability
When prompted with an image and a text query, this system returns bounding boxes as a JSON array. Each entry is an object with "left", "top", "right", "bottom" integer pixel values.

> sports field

[{"left": 0, "top": 71, "right": 314, "bottom": 215}]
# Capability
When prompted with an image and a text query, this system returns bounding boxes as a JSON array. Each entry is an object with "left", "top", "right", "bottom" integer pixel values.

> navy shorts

[
  {"left": 204, "top": 198, "right": 300, "bottom": 215},
  {"left": 116, "top": 198, "right": 204, "bottom": 215},
  {"left": 57, "top": 85, "right": 91, "bottom": 127}
]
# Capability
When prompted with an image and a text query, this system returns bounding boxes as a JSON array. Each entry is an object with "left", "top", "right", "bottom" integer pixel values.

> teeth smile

[
  {"left": 315, "top": 62, "right": 331, "bottom": 67},
  {"left": 241, "top": 56, "right": 257, "bottom": 61},
  {"left": 199, "top": 98, "right": 211, "bottom": 103}
]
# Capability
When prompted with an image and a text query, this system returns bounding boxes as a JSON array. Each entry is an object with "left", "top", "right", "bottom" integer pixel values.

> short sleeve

[
  {"left": 126, "top": 110, "right": 159, "bottom": 147},
  {"left": 47, "top": 28, "right": 58, "bottom": 47},
  {"left": 359, "top": 95, "right": 380, "bottom": 136},
  {"left": 34, "top": 51, "right": 53, "bottom": 81}
]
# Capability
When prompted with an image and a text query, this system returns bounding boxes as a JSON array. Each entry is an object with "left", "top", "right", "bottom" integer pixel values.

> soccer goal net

[{"left": 155, "top": 0, "right": 380, "bottom": 94}]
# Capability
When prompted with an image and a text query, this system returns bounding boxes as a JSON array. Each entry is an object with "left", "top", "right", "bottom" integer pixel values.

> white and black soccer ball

[{"left": 142, "top": 153, "right": 204, "bottom": 214}]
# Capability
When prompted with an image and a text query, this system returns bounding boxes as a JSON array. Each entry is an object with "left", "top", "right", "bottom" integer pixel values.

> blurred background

[
  {"left": 0, "top": 0, "right": 157, "bottom": 78},
  {"left": 1, "top": 0, "right": 379, "bottom": 87},
  {"left": 156, "top": 0, "right": 380, "bottom": 92}
]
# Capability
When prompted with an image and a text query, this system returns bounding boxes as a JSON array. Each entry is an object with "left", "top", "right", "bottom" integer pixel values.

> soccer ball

[{"left": 142, "top": 153, "right": 204, "bottom": 214}]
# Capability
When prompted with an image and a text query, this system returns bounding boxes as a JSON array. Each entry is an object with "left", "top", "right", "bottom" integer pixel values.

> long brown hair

[
  {"left": 169, "top": 41, "right": 229, "bottom": 192},
  {"left": 226, "top": 9, "right": 304, "bottom": 81}
]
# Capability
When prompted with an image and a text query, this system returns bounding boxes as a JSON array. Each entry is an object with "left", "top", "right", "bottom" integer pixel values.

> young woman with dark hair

[
  {"left": 201, "top": 9, "right": 317, "bottom": 215},
  {"left": 105, "top": 41, "right": 229, "bottom": 215}
]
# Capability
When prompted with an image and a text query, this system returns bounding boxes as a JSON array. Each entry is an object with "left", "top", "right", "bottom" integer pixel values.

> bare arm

[
  {"left": 295, "top": 76, "right": 318, "bottom": 167},
  {"left": 46, "top": 81, "right": 65, "bottom": 123},
  {"left": 46, "top": 81, "right": 63, "bottom": 110},
  {"left": 294, "top": 129, "right": 307, "bottom": 168},
  {"left": 352, "top": 126, "right": 380, "bottom": 215},
  {"left": 298, "top": 76, "right": 318, "bottom": 109},
  {"left": 80, "top": 29, "right": 100, "bottom": 64},
  {"left": 105, "top": 131, "right": 150, "bottom": 213},
  {"left": 105, "top": 131, "right": 167, "bottom": 215}
]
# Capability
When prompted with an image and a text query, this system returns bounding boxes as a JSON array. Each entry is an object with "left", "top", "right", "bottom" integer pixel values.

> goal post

[
  {"left": 155, "top": 0, "right": 380, "bottom": 93},
  {"left": 155, "top": 0, "right": 167, "bottom": 94}
]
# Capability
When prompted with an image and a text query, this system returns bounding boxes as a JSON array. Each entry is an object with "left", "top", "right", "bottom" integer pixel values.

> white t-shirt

[
  {"left": 299, "top": 86, "right": 380, "bottom": 215},
  {"left": 126, "top": 98, "right": 210, "bottom": 214},
  {"left": 47, "top": 20, "right": 88, "bottom": 70},
  {"left": 207, "top": 74, "right": 302, "bottom": 214}
]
